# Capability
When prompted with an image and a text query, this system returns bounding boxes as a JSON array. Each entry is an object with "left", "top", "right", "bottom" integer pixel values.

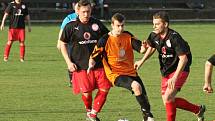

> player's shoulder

[
  {"left": 98, "top": 33, "right": 109, "bottom": 47},
  {"left": 90, "top": 17, "right": 104, "bottom": 24},
  {"left": 168, "top": 29, "right": 181, "bottom": 38},
  {"left": 123, "top": 31, "right": 134, "bottom": 37}
]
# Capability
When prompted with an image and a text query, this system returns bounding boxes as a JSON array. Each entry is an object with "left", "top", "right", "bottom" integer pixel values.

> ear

[{"left": 164, "top": 22, "right": 169, "bottom": 28}]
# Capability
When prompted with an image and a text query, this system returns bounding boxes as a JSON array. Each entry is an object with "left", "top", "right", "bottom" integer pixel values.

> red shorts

[
  {"left": 161, "top": 71, "right": 189, "bottom": 95},
  {"left": 8, "top": 28, "right": 25, "bottom": 42},
  {"left": 72, "top": 68, "right": 112, "bottom": 94}
]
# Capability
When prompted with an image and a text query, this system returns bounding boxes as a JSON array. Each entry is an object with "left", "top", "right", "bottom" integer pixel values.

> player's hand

[
  {"left": 0, "top": 24, "right": 4, "bottom": 31},
  {"left": 167, "top": 77, "right": 177, "bottom": 90},
  {"left": 57, "top": 40, "right": 61, "bottom": 51},
  {"left": 203, "top": 83, "right": 213, "bottom": 93},
  {"left": 28, "top": 27, "right": 31, "bottom": 32},
  {"left": 134, "top": 60, "right": 143, "bottom": 70},
  {"left": 67, "top": 62, "right": 77, "bottom": 72},
  {"left": 87, "top": 58, "right": 96, "bottom": 74},
  {"left": 140, "top": 40, "right": 147, "bottom": 54}
]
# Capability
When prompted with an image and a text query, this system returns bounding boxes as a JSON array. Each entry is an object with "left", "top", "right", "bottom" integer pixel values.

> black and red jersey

[
  {"left": 5, "top": 1, "right": 29, "bottom": 29},
  {"left": 60, "top": 17, "right": 109, "bottom": 70},
  {"left": 147, "top": 29, "right": 192, "bottom": 77}
]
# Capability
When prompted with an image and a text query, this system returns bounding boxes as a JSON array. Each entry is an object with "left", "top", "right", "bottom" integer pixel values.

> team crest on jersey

[
  {"left": 119, "top": 48, "right": 125, "bottom": 57},
  {"left": 84, "top": 32, "right": 91, "bottom": 40},
  {"left": 166, "top": 39, "right": 171, "bottom": 47},
  {"left": 92, "top": 23, "right": 99, "bottom": 31},
  {"left": 22, "top": 5, "right": 26, "bottom": 9}
]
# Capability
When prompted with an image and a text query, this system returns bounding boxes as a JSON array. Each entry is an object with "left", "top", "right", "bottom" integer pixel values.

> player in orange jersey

[{"left": 88, "top": 13, "right": 154, "bottom": 121}]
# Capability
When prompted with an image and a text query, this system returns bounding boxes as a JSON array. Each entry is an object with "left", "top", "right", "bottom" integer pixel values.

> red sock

[
  {"left": 20, "top": 45, "right": 25, "bottom": 59},
  {"left": 166, "top": 101, "right": 176, "bottom": 121},
  {"left": 175, "top": 97, "right": 200, "bottom": 114},
  {"left": 82, "top": 95, "right": 92, "bottom": 111},
  {"left": 4, "top": 44, "right": 12, "bottom": 58},
  {"left": 93, "top": 90, "right": 108, "bottom": 112}
]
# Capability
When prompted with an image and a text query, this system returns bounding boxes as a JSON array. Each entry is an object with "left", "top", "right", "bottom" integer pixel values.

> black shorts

[
  {"left": 208, "top": 54, "right": 215, "bottom": 66},
  {"left": 114, "top": 75, "right": 147, "bottom": 95}
]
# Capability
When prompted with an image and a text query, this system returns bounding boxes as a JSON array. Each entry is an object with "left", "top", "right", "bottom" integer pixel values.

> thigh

[
  {"left": 93, "top": 68, "right": 112, "bottom": 90},
  {"left": 161, "top": 71, "right": 189, "bottom": 95},
  {"left": 72, "top": 70, "right": 95, "bottom": 94}
]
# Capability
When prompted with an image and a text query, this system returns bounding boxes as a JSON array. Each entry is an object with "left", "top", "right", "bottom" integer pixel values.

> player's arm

[
  {"left": 88, "top": 44, "right": 105, "bottom": 73},
  {"left": 57, "top": 29, "right": 63, "bottom": 51},
  {"left": 203, "top": 55, "right": 215, "bottom": 93},
  {"left": 0, "top": 12, "right": 8, "bottom": 30},
  {"left": 131, "top": 38, "right": 148, "bottom": 54},
  {"left": 25, "top": 15, "right": 31, "bottom": 32},
  {"left": 60, "top": 41, "right": 77, "bottom": 72},
  {"left": 88, "top": 34, "right": 108, "bottom": 73},
  {"left": 168, "top": 54, "right": 188, "bottom": 89},
  {"left": 134, "top": 46, "right": 156, "bottom": 70},
  {"left": 168, "top": 34, "right": 190, "bottom": 89},
  {"left": 60, "top": 25, "right": 77, "bottom": 72}
]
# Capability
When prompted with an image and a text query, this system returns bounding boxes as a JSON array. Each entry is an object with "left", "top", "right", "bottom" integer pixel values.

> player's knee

[
  {"left": 131, "top": 81, "right": 142, "bottom": 95},
  {"left": 7, "top": 41, "right": 12, "bottom": 45},
  {"left": 20, "top": 42, "right": 25, "bottom": 46},
  {"left": 163, "top": 94, "right": 174, "bottom": 103},
  {"left": 99, "top": 88, "right": 110, "bottom": 93}
]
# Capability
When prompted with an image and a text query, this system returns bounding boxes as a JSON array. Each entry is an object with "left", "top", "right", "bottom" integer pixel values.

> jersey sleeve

[
  {"left": 5, "top": 3, "right": 12, "bottom": 14},
  {"left": 90, "top": 34, "right": 109, "bottom": 61},
  {"left": 60, "top": 23, "right": 73, "bottom": 43},
  {"left": 23, "top": 4, "right": 29, "bottom": 16},
  {"left": 124, "top": 31, "right": 142, "bottom": 52},
  {"left": 99, "top": 21, "right": 109, "bottom": 35},
  {"left": 146, "top": 32, "right": 157, "bottom": 48},
  {"left": 60, "top": 17, "right": 70, "bottom": 30},
  {"left": 60, "top": 13, "right": 77, "bottom": 30},
  {"left": 172, "top": 33, "right": 191, "bottom": 55}
]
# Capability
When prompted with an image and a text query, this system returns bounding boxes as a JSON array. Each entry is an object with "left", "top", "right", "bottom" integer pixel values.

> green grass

[{"left": 0, "top": 23, "right": 214, "bottom": 121}]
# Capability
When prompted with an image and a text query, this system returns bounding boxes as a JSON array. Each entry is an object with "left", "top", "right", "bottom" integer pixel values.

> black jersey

[
  {"left": 208, "top": 54, "right": 215, "bottom": 66},
  {"left": 61, "top": 17, "right": 109, "bottom": 70},
  {"left": 5, "top": 1, "right": 29, "bottom": 29},
  {"left": 147, "top": 29, "right": 192, "bottom": 77}
]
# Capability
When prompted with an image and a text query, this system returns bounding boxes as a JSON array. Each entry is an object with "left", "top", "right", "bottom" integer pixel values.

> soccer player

[
  {"left": 134, "top": 11, "right": 205, "bottom": 121},
  {"left": 59, "top": 0, "right": 111, "bottom": 121},
  {"left": 203, "top": 54, "right": 215, "bottom": 93},
  {"left": 57, "top": 3, "right": 78, "bottom": 87},
  {"left": 0, "top": 0, "right": 31, "bottom": 62},
  {"left": 57, "top": 3, "right": 78, "bottom": 50},
  {"left": 88, "top": 13, "right": 154, "bottom": 121}
]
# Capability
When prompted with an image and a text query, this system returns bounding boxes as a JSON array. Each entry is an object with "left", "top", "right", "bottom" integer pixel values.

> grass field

[{"left": 0, "top": 23, "right": 214, "bottom": 121}]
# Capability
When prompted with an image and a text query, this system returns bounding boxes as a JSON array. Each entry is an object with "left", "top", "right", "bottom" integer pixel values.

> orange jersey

[{"left": 91, "top": 31, "right": 142, "bottom": 85}]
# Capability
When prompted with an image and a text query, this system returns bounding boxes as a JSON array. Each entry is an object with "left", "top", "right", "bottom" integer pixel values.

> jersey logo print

[
  {"left": 74, "top": 26, "right": 79, "bottom": 31},
  {"left": 166, "top": 39, "right": 171, "bottom": 47},
  {"left": 15, "top": 9, "right": 23, "bottom": 16},
  {"left": 155, "top": 41, "right": 159, "bottom": 45}
]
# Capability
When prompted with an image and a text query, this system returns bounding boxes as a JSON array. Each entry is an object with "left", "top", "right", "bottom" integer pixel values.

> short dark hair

[
  {"left": 78, "top": 0, "right": 91, "bottom": 7},
  {"left": 153, "top": 11, "right": 169, "bottom": 23},
  {"left": 111, "top": 13, "right": 125, "bottom": 23}
]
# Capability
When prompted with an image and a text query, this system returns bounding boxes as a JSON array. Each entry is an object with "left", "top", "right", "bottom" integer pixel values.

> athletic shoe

[
  {"left": 197, "top": 105, "right": 206, "bottom": 121},
  {"left": 4, "top": 57, "right": 8, "bottom": 62},
  {"left": 86, "top": 113, "right": 100, "bottom": 121},
  {"left": 20, "top": 59, "right": 24, "bottom": 62},
  {"left": 142, "top": 117, "right": 155, "bottom": 121}
]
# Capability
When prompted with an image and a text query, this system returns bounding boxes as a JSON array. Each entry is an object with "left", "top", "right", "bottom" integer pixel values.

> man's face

[
  {"left": 77, "top": 5, "right": 91, "bottom": 24},
  {"left": 111, "top": 20, "right": 124, "bottom": 36},
  {"left": 152, "top": 18, "right": 168, "bottom": 34},
  {"left": 15, "top": 0, "right": 21, "bottom": 3}
]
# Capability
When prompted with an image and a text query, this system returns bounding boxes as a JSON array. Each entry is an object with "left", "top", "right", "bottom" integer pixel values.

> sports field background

[{"left": 0, "top": 23, "right": 214, "bottom": 121}]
